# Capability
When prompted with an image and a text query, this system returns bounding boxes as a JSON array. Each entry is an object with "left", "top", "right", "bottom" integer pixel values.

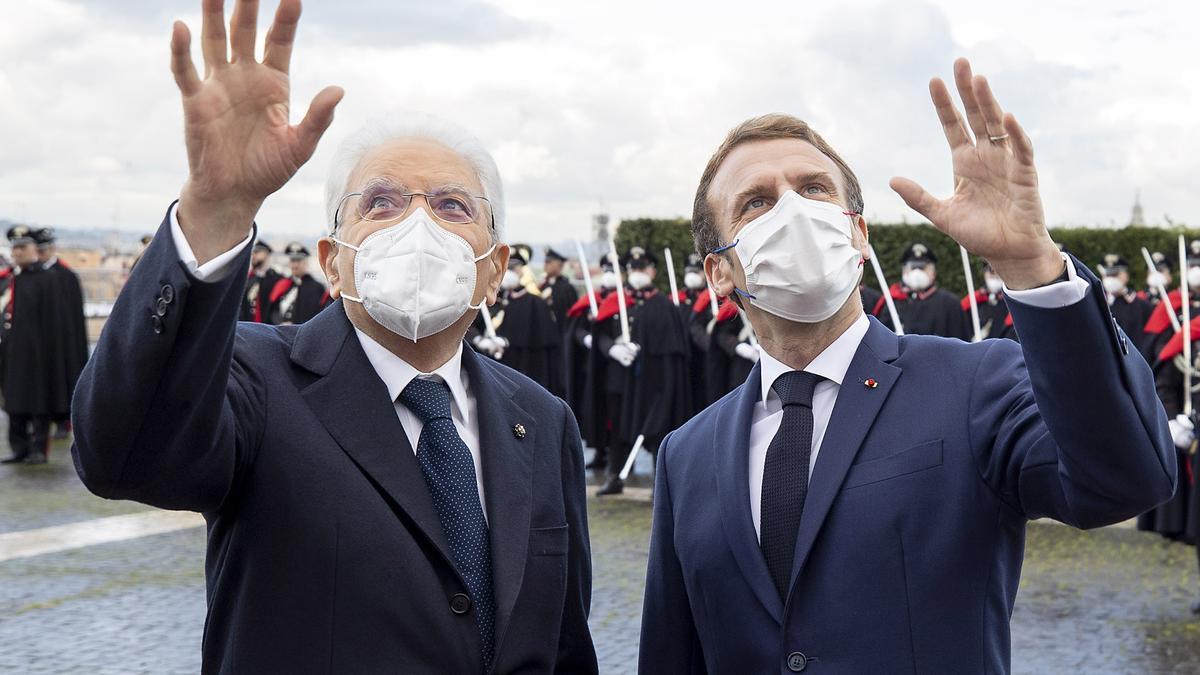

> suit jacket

[
  {"left": 639, "top": 256, "right": 1174, "bottom": 674},
  {"left": 71, "top": 210, "right": 597, "bottom": 674}
]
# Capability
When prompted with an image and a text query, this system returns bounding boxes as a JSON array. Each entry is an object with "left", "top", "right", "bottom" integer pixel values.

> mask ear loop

[
  {"left": 708, "top": 240, "right": 758, "bottom": 301},
  {"left": 468, "top": 243, "right": 499, "bottom": 310},
  {"left": 329, "top": 236, "right": 364, "bottom": 304}
]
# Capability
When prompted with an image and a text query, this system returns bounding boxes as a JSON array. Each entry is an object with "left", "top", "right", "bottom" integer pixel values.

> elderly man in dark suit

[
  {"left": 70, "top": 1, "right": 596, "bottom": 672},
  {"left": 639, "top": 59, "right": 1175, "bottom": 673}
]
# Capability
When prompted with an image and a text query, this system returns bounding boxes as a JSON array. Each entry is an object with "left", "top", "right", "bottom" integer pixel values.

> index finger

[{"left": 929, "top": 77, "right": 971, "bottom": 150}]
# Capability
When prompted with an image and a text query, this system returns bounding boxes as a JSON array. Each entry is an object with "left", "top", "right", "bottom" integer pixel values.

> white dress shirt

[
  {"left": 169, "top": 204, "right": 488, "bottom": 517},
  {"left": 749, "top": 255, "right": 1089, "bottom": 539}
]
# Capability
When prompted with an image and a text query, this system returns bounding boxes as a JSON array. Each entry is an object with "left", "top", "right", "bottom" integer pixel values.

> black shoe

[
  {"left": 597, "top": 477, "right": 624, "bottom": 496},
  {"left": 1, "top": 454, "right": 28, "bottom": 464},
  {"left": 24, "top": 452, "right": 47, "bottom": 465}
]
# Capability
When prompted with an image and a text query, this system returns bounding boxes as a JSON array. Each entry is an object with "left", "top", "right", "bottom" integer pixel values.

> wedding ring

[{"left": 988, "top": 133, "right": 1010, "bottom": 143}]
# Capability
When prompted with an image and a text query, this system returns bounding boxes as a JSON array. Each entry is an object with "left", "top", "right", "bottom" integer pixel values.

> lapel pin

[
  {"left": 513, "top": 423, "right": 527, "bottom": 439},
  {"left": 864, "top": 378, "right": 878, "bottom": 389}
]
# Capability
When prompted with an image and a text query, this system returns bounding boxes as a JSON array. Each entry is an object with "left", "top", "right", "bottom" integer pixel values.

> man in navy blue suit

[
  {"left": 70, "top": 1, "right": 596, "bottom": 672},
  {"left": 639, "top": 59, "right": 1176, "bottom": 674}
]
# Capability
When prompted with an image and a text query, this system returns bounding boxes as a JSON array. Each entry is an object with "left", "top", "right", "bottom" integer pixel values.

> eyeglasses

[{"left": 333, "top": 179, "right": 492, "bottom": 231}]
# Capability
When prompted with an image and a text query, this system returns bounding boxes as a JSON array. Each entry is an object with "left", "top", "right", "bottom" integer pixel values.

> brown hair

[{"left": 691, "top": 113, "right": 864, "bottom": 255}]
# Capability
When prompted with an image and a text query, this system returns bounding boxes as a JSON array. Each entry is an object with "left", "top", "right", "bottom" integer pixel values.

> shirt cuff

[
  {"left": 169, "top": 201, "right": 254, "bottom": 282},
  {"left": 1003, "top": 252, "right": 1090, "bottom": 309}
]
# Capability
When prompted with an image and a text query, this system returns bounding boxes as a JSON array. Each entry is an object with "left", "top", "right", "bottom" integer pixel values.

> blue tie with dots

[
  {"left": 760, "top": 370, "right": 822, "bottom": 601},
  {"left": 399, "top": 377, "right": 495, "bottom": 673}
]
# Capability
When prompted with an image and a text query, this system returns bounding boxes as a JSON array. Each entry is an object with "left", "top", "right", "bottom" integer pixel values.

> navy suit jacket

[
  {"left": 640, "top": 257, "right": 1175, "bottom": 674},
  {"left": 71, "top": 211, "right": 598, "bottom": 674}
]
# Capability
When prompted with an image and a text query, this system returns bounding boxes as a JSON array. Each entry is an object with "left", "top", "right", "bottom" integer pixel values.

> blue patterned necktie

[
  {"left": 760, "top": 370, "right": 822, "bottom": 601},
  {"left": 399, "top": 377, "right": 495, "bottom": 672}
]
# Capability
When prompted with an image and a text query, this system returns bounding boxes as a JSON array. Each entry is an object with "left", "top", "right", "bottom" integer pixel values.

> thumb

[
  {"left": 889, "top": 177, "right": 944, "bottom": 227},
  {"left": 295, "top": 85, "right": 345, "bottom": 161}
]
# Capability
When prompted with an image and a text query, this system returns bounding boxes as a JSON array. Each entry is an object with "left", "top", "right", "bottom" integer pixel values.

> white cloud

[{"left": 1, "top": 0, "right": 1197, "bottom": 247}]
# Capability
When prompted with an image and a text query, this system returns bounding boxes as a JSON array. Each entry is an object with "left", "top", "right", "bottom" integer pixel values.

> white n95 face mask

[
  {"left": 902, "top": 268, "right": 932, "bottom": 292},
  {"left": 333, "top": 208, "right": 495, "bottom": 342},
  {"left": 684, "top": 271, "right": 705, "bottom": 289},
  {"left": 713, "top": 190, "right": 863, "bottom": 323}
]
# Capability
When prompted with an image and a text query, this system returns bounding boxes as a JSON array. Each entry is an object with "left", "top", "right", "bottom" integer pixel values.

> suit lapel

[
  {"left": 713, "top": 364, "right": 785, "bottom": 623},
  {"left": 461, "top": 346, "right": 534, "bottom": 660},
  {"left": 787, "top": 318, "right": 901, "bottom": 595},
  {"left": 291, "top": 303, "right": 461, "bottom": 579}
]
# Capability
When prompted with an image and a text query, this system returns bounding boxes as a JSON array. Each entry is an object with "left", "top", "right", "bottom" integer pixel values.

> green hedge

[{"left": 615, "top": 217, "right": 1199, "bottom": 297}]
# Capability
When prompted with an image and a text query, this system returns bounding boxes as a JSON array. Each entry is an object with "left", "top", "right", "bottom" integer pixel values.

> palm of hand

[{"left": 184, "top": 66, "right": 299, "bottom": 202}]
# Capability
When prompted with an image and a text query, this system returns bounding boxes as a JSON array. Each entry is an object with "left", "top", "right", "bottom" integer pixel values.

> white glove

[
  {"left": 476, "top": 336, "right": 498, "bottom": 355},
  {"left": 583, "top": 334, "right": 594, "bottom": 349},
  {"left": 735, "top": 342, "right": 759, "bottom": 362},
  {"left": 493, "top": 336, "right": 510, "bottom": 350},
  {"left": 1168, "top": 414, "right": 1194, "bottom": 450},
  {"left": 608, "top": 342, "right": 640, "bottom": 367}
]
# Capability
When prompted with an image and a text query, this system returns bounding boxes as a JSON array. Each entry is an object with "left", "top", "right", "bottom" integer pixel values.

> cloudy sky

[{"left": 1, "top": 0, "right": 1196, "bottom": 247}]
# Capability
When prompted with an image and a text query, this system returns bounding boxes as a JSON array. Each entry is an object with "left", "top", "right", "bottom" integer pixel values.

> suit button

[
  {"left": 786, "top": 652, "right": 808, "bottom": 672},
  {"left": 155, "top": 297, "right": 169, "bottom": 317},
  {"left": 449, "top": 593, "right": 471, "bottom": 615},
  {"left": 152, "top": 314, "right": 164, "bottom": 335},
  {"left": 161, "top": 284, "right": 175, "bottom": 304}
]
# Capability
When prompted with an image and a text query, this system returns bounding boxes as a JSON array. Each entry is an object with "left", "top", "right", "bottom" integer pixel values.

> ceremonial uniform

[
  {"left": 962, "top": 288, "right": 1017, "bottom": 340},
  {"left": 878, "top": 243, "right": 971, "bottom": 339},
  {"left": 539, "top": 247, "right": 578, "bottom": 332},
  {"left": 240, "top": 241, "right": 282, "bottom": 322},
  {"left": 263, "top": 243, "right": 329, "bottom": 325},
  {"left": 1147, "top": 322, "right": 1200, "bottom": 614},
  {"left": 859, "top": 284, "right": 883, "bottom": 320},
  {"left": 35, "top": 228, "right": 89, "bottom": 436},
  {"left": 600, "top": 248, "right": 691, "bottom": 495},
  {"left": 490, "top": 245, "right": 564, "bottom": 397},
  {"left": 561, "top": 288, "right": 601, "bottom": 435},
  {"left": 1100, "top": 254, "right": 1154, "bottom": 360},
  {"left": 680, "top": 254, "right": 712, "bottom": 415},
  {"left": 582, "top": 286, "right": 627, "bottom": 476},
  {"left": 0, "top": 227, "right": 60, "bottom": 464},
  {"left": 702, "top": 297, "right": 755, "bottom": 402}
]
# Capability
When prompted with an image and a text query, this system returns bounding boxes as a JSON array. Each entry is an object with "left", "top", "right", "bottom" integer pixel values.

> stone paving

[{"left": 1, "top": 441, "right": 1198, "bottom": 673}]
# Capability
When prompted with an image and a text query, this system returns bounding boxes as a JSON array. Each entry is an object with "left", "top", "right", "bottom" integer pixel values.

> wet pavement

[{"left": 1, "top": 439, "right": 1198, "bottom": 673}]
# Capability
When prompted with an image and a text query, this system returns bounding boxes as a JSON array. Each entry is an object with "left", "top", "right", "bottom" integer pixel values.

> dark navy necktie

[
  {"left": 399, "top": 377, "right": 495, "bottom": 673},
  {"left": 760, "top": 370, "right": 822, "bottom": 601}
]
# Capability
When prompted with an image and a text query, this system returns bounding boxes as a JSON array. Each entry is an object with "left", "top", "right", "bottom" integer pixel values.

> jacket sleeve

[
  {"left": 968, "top": 255, "right": 1176, "bottom": 528},
  {"left": 70, "top": 206, "right": 265, "bottom": 513},
  {"left": 556, "top": 398, "right": 599, "bottom": 673},
  {"left": 638, "top": 433, "right": 707, "bottom": 674}
]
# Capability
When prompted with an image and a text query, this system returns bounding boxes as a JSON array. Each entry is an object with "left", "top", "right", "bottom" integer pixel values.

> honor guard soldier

[
  {"left": 1148, "top": 318, "right": 1200, "bottom": 613},
  {"left": 560, "top": 261, "right": 606, "bottom": 441},
  {"left": 540, "top": 247, "right": 577, "bottom": 331},
  {"left": 962, "top": 262, "right": 1017, "bottom": 340},
  {"left": 860, "top": 282, "right": 883, "bottom": 320},
  {"left": 1143, "top": 241, "right": 1200, "bottom": 360},
  {"left": 264, "top": 243, "right": 329, "bottom": 325},
  {"left": 489, "top": 244, "right": 563, "bottom": 396},
  {"left": 1099, "top": 253, "right": 1153, "bottom": 359},
  {"left": 599, "top": 246, "right": 691, "bottom": 496},
  {"left": 34, "top": 228, "right": 88, "bottom": 439},
  {"left": 240, "top": 240, "right": 282, "bottom": 322},
  {"left": 1144, "top": 250, "right": 1174, "bottom": 306},
  {"left": 1, "top": 226, "right": 59, "bottom": 464},
  {"left": 704, "top": 296, "right": 757, "bottom": 402},
  {"left": 581, "top": 262, "right": 624, "bottom": 473},
  {"left": 879, "top": 242, "right": 971, "bottom": 339}
]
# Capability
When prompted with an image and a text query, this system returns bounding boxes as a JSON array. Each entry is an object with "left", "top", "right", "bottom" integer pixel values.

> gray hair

[{"left": 324, "top": 112, "right": 506, "bottom": 242}]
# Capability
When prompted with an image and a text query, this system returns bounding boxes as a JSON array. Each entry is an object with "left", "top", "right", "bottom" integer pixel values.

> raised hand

[
  {"left": 890, "top": 58, "right": 1063, "bottom": 289},
  {"left": 171, "top": 0, "right": 343, "bottom": 264}
]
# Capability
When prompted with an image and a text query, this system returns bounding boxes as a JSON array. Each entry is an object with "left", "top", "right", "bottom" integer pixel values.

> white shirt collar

[
  {"left": 758, "top": 313, "right": 871, "bottom": 404},
  {"left": 354, "top": 328, "right": 471, "bottom": 424}
]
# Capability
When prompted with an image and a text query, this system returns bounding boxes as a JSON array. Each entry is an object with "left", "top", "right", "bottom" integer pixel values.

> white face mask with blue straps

[{"left": 712, "top": 191, "right": 863, "bottom": 323}]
